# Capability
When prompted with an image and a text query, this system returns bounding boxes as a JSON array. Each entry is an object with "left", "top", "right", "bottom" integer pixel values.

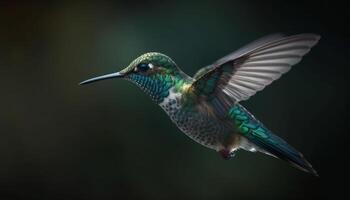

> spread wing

[{"left": 190, "top": 33, "right": 320, "bottom": 117}]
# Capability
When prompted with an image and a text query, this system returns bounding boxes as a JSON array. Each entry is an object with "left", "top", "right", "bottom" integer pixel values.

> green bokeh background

[{"left": 1, "top": 1, "right": 348, "bottom": 199}]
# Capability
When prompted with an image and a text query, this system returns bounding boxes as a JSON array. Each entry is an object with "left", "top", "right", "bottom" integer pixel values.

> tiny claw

[{"left": 219, "top": 149, "right": 235, "bottom": 160}]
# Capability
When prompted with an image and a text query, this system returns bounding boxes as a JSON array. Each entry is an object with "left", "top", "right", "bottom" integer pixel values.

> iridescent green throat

[
  {"left": 127, "top": 73, "right": 167, "bottom": 103},
  {"left": 127, "top": 73, "right": 191, "bottom": 103}
]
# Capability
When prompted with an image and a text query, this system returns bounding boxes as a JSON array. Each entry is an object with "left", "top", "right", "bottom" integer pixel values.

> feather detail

[
  {"left": 190, "top": 33, "right": 320, "bottom": 117},
  {"left": 228, "top": 104, "right": 318, "bottom": 176}
]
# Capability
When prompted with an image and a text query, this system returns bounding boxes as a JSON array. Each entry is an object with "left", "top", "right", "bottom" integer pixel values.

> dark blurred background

[{"left": 0, "top": 0, "right": 349, "bottom": 199}]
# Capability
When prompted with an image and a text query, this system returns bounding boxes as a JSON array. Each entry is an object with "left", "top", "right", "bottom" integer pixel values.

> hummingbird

[{"left": 80, "top": 33, "right": 320, "bottom": 175}]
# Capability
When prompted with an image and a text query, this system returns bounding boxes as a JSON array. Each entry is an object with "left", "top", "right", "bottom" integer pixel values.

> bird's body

[
  {"left": 160, "top": 90, "right": 266, "bottom": 157},
  {"left": 81, "top": 33, "right": 320, "bottom": 175},
  {"left": 159, "top": 85, "right": 228, "bottom": 151}
]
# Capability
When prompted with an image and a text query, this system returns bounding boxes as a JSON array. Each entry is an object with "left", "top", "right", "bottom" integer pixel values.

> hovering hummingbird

[{"left": 80, "top": 33, "right": 320, "bottom": 175}]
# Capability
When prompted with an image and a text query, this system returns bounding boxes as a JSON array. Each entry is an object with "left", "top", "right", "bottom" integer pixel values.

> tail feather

[
  {"left": 229, "top": 104, "right": 318, "bottom": 176},
  {"left": 244, "top": 130, "right": 318, "bottom": 176}
]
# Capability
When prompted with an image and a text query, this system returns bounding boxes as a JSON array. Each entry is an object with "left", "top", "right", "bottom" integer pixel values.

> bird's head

[{"left": 80, "top": 52, "right": 191, "bottom": 103}]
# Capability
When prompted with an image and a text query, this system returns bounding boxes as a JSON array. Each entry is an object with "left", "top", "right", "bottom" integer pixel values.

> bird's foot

[{"left": 219, "top": 149, "right": 236, "bottom": 160}]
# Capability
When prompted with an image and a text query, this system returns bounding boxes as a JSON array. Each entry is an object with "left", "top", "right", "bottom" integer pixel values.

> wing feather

[{"left": 190, "top": 33, "right": 320, "bottom": 117}]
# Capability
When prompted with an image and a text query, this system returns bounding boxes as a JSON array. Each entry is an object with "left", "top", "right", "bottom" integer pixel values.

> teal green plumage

[
  {"left": 80, "top": 33, "right": 320, "bottom": 176},
  {"left": 229, "top": 104, "right": 317, "bottom": 175},
  {"left": 128, "top": 73, "right": 173, "bottom": 103}
]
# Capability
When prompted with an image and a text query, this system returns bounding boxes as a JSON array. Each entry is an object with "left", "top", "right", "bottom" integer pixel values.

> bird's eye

[{"left": 137, "top": 63, "right": 153, "bottom": 72}]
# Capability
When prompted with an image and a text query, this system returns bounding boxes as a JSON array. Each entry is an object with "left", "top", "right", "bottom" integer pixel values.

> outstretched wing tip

[
  {"left": 191, "top": 33, "right": 320, "bottom": 116},
  {"left": 293, "top": 33, "right": 321, "bottom": 45}
]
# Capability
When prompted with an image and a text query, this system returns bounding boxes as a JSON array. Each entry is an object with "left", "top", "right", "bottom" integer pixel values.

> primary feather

[{"left": 190, "top": 34, "right": 320, "bottom": 117}]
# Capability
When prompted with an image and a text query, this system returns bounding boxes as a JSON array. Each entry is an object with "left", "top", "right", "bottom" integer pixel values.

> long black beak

[{"left": 79, "top": 72, "right": 124, "bottom": 85}]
